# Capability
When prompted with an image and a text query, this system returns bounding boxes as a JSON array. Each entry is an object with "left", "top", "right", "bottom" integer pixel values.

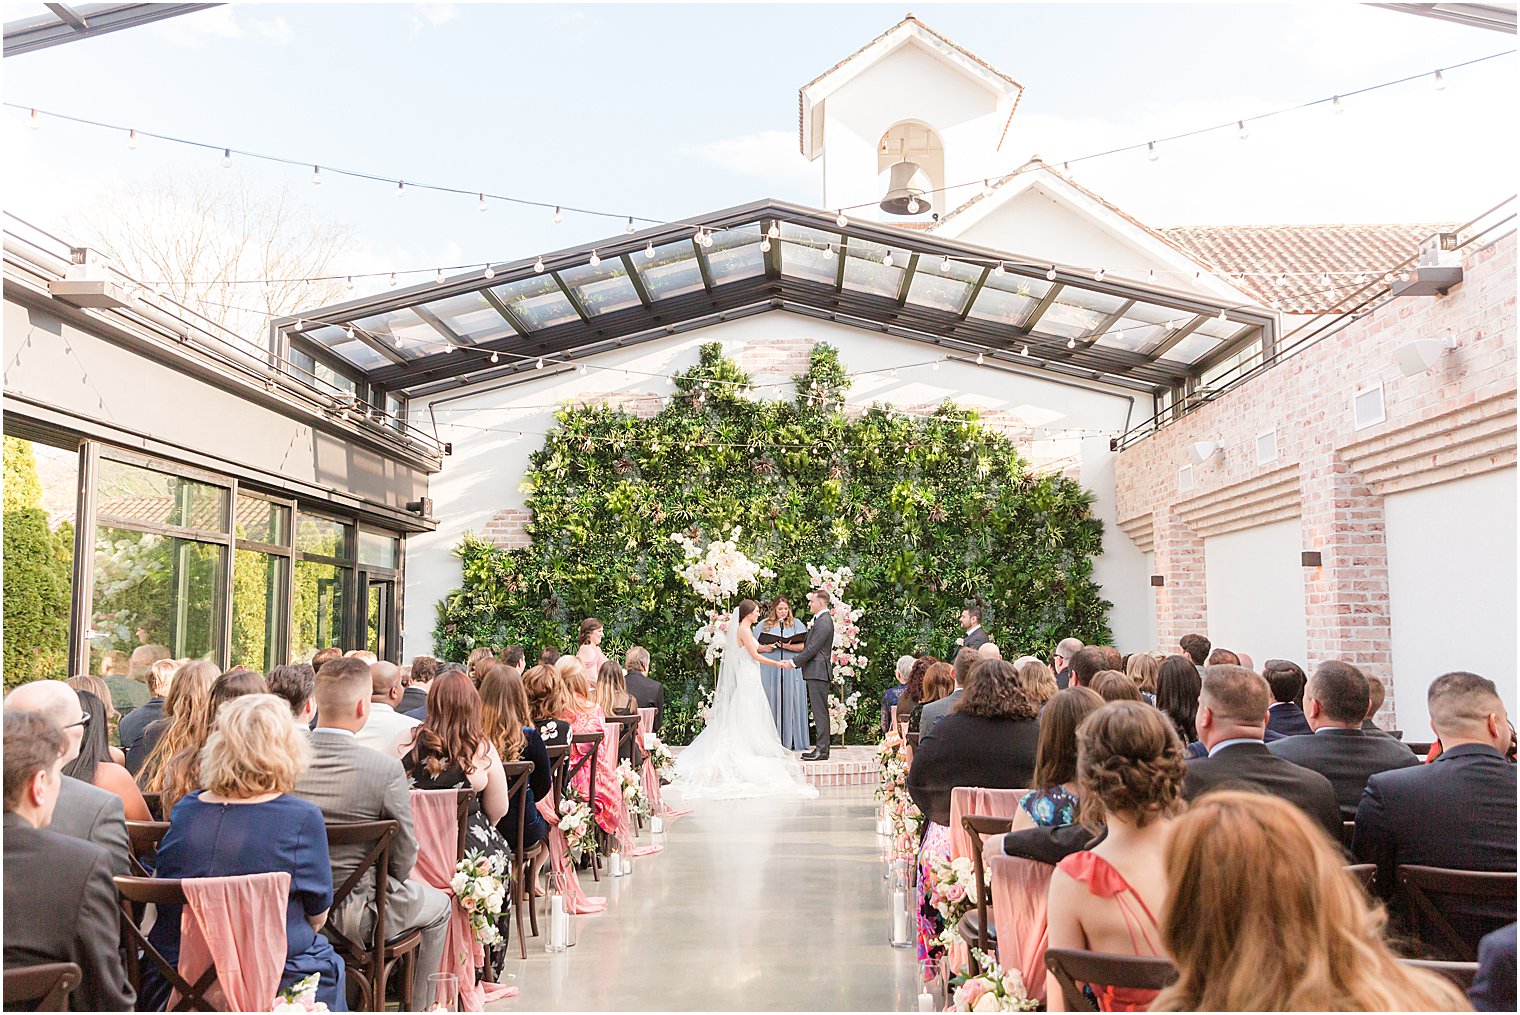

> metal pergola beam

[{"left": 5, "top": 3, "right": 221, "bottom": 56}]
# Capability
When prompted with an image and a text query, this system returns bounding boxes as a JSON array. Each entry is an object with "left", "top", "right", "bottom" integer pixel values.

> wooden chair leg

[
  {"left": 402, "top": 950, "right": 416, "bottom": 1013},
  {"left": 527, "top": 857, "right": 541, "bottom": 938},
  {"left": 516, "top": 878, "right": 529, "bottom": 960}
]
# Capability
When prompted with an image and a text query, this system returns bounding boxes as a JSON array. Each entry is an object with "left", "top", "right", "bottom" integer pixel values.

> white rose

[
  {"left": 450, "top": 873, "right": 469, "bottom": 895},
  {"left": 971, "top": 990, "right": 1002, "bottom": 1012},
  {"left": 1001, "top": 971, "right": 1024, "bottom": 998}
]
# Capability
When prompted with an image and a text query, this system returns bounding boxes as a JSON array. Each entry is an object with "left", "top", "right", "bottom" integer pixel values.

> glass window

[
  {"left": 704, "top": 225, "right": 765, "bottom": 284},
  {"left": 1157, "top": 331, "right": 1222, "bottom": 364},
  {"left": 419, "top": 292, "right": 517, "bottom": 345},
  {"left": 1094, "top": 317, "right": 1169, "bottom": 352},
  {"left": 366, "top": 581, "right": 392, "bottom": 657},
  {"left": 358, "top": 530, "right": 398, "bottom": 569},
  {"left": 557, "top": 260, "right": 642, "bottom": 316},
  {"left": 300, "top": 326, "right": 394, "bottom": 372},
  {"left": 293, "top": 559, "right": 346, "bottom": 662},
  {"left": 1032, "top": 290, "right": 1128, "bottom": 341},
  {"left": 235, "top": 495, "right": 290, "bottom": 546},
  {"left": 841, "top": 239, "right": 905, "bottom": 298},
  {"left": 778, "top": 223, "right": 838, "bottom": 284},
  {"left": 89, "top": 525, "right": 224, "bottom": 672},
  {"left": 967, "top": 275, "right": 1051, "bottom": 325},
  {"left": 353, "top": 308, "right": 445, "bottom": 351},
  {"left": 384, "top": 392, "right": 406, "bottom": 432},
  {"left": 231, "top": 547, "right": 287, "bottom": 672},
  {"left": 632, "top": 240, "right": 705, "bottom": 300},
  {"left": 905, "top": 257, "right": 982, "bottom": 312},
  {"left": 96, "top": 458, "right": 228, "bottom": 533},
  {"left": 489, "top": 275, "right": 580, "bottom": 330},
  {"left": 1, "top": 437, "right": 76, "bottom": 683},
  {"left": 296, "top": 514, "right": 351, "bottom": 560}
]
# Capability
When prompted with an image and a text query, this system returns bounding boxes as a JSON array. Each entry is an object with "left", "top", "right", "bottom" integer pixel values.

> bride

[{"left": 673, "top": 598, "right": 819, "bottom": 800}]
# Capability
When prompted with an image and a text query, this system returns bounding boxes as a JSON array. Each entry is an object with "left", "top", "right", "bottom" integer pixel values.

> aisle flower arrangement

[
  {"left": 875, "top": 729, "right": 921, "bottom": 860},
  {"left": 925, "top": 852, "right": 979, "bottom": 948},
  {"left": 951, "top": 951, "right": 1040, "bottom": 1011},
  {"left": 272, "top": 973, "right": 328, "bottom": 1012},
  {"left": 451, "top": 849, "right": 508, "bottom": 947},
  {"left": 648, "top": 736, "right": 675, "bottom": 779},
  {"left": 558, "top": 788, "right": 597, "bottom": 864},
  {"left": 673, "top": 528, "right": 775, "bottom": 664},
  {"left": 617, "top": 760, "right": 650, "bottom": 820}
]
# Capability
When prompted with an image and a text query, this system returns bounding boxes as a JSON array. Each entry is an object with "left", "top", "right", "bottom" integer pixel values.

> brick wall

[
  {"left": 482, "top": 507, "right": 533, "bottom": 549},
  {"left": 734, "top": 337, "right": 816, "bottom": 377},
  {"left": 1115, "top": 235, "right": 1516, "bottom": 727}
]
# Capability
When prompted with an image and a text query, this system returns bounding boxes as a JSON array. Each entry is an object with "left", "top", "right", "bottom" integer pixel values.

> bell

[{"left": 879, "top": 160, "right": 932, "bottom": 216}]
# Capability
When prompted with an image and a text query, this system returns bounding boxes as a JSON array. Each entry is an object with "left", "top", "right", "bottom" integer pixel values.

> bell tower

[{"left": 797, "top": 14, "right": 1024, "bottom": 221}]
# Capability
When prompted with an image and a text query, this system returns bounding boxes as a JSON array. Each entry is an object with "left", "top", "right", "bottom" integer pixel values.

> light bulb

[
  {"left": 767, "top": 220, "right": 780, "bottom": 239},
  {"left": 702, "top": 230, "right": 714, "bottom": 248},
  {"left": 644, "top": 241, "right": 656, "bottom": 259},
  {"left": 907, "top": 197, "right": 921, "bottom": 214},
  {"left": 478, "top": 193, "right": 488, "bottom": 212},
  {"left": 890, "top": 366, "right": 898, "bottom": 377},
  {"left": 490, "top": 351, "right": 500, "bottom": 363},
  {"left": 1020, "top": 345, "right": 1029, "bottom": 356},
  {"left": 1115, "top": 330, "right": 1124, "bottom": 344},
  {"left": 1333, "top": 95, "right": 1344, "bottom": 114},
  {"left": 1216, "top": 308, "right": 1228, "bottom": 321},
  {"left": 993, "top": 262, "right": 1005, "bottom": 277},
  {"left": 589, "top": 249, "right": 601, "bottom": 267},
  {"left": 836, "top": 210, "right": 848, "bottom": 228},
  {"left": 553, "top": 206, "right": 562, "bottom": 224},
  {"left": 883, "top": 250, "right": 893, "bottom": 268},
  {"left": 1046, "top": 267, "right": 1057, "bottom": 281},
  {"left": 1354, "top": 273, "right": 1367, "bottom": 284},
  {"left": 1147, "top": 142, "right": 1159, "bottom": 162},
  {"left": 1320, "top": 273, "right": 1332, "bottom": 286},
  {"left": 395, "top": 180, "right": 405, "bottom": 198},
  {"left": 28, "top": 108, "right": 39, "bottom": 129},
  {"left": 1067, "top": 337, "right": 1076, "bottom": 349},
  {"left": 1094, "top": 268, "right": 1106, "bottom": 282},
  {"left": 823, "top": 243, "right": 834, "bottom": 259},
  {"left": 975, "top": 352, "right": 984, "bottom": 365},
  {"left": 625, "top": 216, "right": 636, "bottom": 234},
  {"left": 127, "top": 129, "right": 139, "bottom": 149},
  {"left": 1277, "top": 273, "right": 1288, "bottom": 285},
  {"left": 346, "top": 325, "right": 356, "bottom": 339},
  {"left": 536, "top": 357, "right": 545, "bottom": 369},
  {"left": 311, "top": 165, "right": 322, "bottom": 185},
  {"left": 389, "top": 273, "right": 398, "bottom": 287},
  {"left": 761, "top": 237, "right": 771, "bottom": 252},
  {"left": 931, "top": 360, "right": 940, "bottom": 371},
  {"left": 534, "top": 256, "right": 545, "bottom": 273},
  {"left": 1237, "top": 120, "right": 1249, "bottom": 141},
  {"left": 981, "top": 179, "right": 993, "bottom": 197},
  {"left": 578, "top": 363, "right": 588, "bottom": 376},
  {"left": 435, "top": 268, "right": 445, "bottom": 284},
  {"left": 1434, "top": 69, "right": 1446, "bottom": 91},
  {"left": 345, "top": 276, "right": 354, "bottom": 291},
  {"left": 940, "top": 255, "right": 951, "bottom": 273},
  {"left": 221, "top": 148, "right": 232, "bottom": 168}
]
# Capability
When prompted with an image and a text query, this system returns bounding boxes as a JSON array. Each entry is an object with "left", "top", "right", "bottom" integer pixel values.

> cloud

[
  {"left": 683, "top": 130, "right": 822, "bottom": 197},
  {"left": 250, "top": 16, "right": 295, "bottom": 45},
  {"left": 410, "top": 4, "right": 459, "bottom": 33},
  {"left": 154, "top": 6, "right": 242, "bottom": 46}
]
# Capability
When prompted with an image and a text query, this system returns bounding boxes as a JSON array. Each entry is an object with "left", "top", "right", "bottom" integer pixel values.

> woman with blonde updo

[
  {"left": 1151, "top": 791, "right": 1470, "bottom": 1012},
  {"left": 1046, "top": 700, "right": 1185, "bottom": 1012}
]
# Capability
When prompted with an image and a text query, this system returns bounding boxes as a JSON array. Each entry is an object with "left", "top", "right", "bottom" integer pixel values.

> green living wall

[{"left": 434, "top": 343, "right": 1112, "bottom": 743}]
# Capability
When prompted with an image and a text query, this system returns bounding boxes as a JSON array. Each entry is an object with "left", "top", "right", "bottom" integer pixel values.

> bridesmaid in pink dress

[
  {"left": 553, "top": 655, "right": 622, "bottom": 836},
  {"left": 576, "top": 618, "right": 609, "bottom": 691}
]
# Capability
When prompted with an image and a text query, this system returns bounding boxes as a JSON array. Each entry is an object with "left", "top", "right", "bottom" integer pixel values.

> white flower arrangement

[
  {"left": 951, "top": 951, "right": 1040, "bottom": 1011},
  {"left": 558, "top": 787, "right": 597, "bottom": 864},
  {"left": 449, "top": 848, "right": 508, "bottom": 947},
  {"left": 617, "top": 760, "right": 650, "bottom": 820},
  {"left": 875, "top": 729, "right": 922, "bottom": 862},
  {"left": 926, "top": 852, "right": 980, "bottom": 949},
  {"left": 648, "top": 736, "right": 675, "bottom": 778},
  {"left": 828, "top": 690, "right": 861, "bottom": 736},
  {"left": 806, "top": 564, "right": 869, "bottom": 735},
  {"left": 672, "top": 528, "right": 775, "bottom": 664},
  {"left": 272, "top": 973, "right": 329, "bottom": 1012}
]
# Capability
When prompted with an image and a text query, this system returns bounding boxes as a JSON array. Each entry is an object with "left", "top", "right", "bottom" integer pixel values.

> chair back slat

[
  {"left": 114, "top": 876, "right": 221, "bottom": 1011},
  {"left": 1400, "top": 958, "right": 1480, "bottom": 992},
  {"left": 501, "top": 760, "right": 536, "bottom": 962},
  {"left": 454, "top": 788, "right": 476, "bottom": 862},
  {"left": 1044, "top": 947, "right": 1178, "bottom": 1014},
  {"left": 126, "top": 820, "right": 170, "bottom": 878},
  {"left": 1396, "top": 865, "right": 1518, "bottom": 961},
  {"left": 323, "top": 820, "right": 398, "bottom": 1012},
  {"left": 545, "top": 744, "right": 570, "bottom": 802},
  {"left": 960, "top": 813, "right": 1014, "bottom": 963},
  {"left": 567, "top": 732, "right": 602, "bottom": 789},
  {"left": 140, "top": 791, "right": 164, "bottom": 821},
  {"left": 1340, "top": 820, "right": 1356, "bottom": 850},
  {"left": 1345, "top": 863, "right": 1378, "bottom": 895},
  {"left": 2, "top": 962, "right": 81, "bottom": 1011}
]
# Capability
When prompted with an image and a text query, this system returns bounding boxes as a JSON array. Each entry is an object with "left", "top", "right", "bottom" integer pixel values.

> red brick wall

[
  {"left": 1115, "top": 236, "right": 1516, "bottom": 727},
  {"left": 482, "top": 507, "right": 533, "bottom": 550},
  {"left": 734, "top": 338, "right": 816, "bottom": 377}
]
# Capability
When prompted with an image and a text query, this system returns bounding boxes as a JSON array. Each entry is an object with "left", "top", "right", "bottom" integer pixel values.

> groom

[{"left": 794, "top": 588, "right": 834, "bottom": 761}]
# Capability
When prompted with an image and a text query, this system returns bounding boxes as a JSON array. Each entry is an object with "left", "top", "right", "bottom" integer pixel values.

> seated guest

[
  {"left": 63, "top": 690, "right": 151, "bottom": 821},
  {"left": 1053, "top": 637, "right": 1084, "bottom": 691},
  {"left": 1178, "top": 632, "right": 1210, "bottom": 668},
  {"left": 595, "top": 660, "right": 639, "bottom": 764},
  {"left": 133, "top": 660, "right": 217, "bottom": 794},
  {"left": 499, "top": 645, "right": 526, "bottom": 677},
  {"left": 4, "top": 680, "right": 129, "bottom": 875},
  {"left": 344, "top": 649, "right": 378, "bottom": 665},
  {"left": 148, "top": 695, "right": 345, "bottom": 1010},
  {"left": 1264, "top": 659, "right": 1312, "bottom": 737},
  {"left": 142, "top": 667, "right": 267, "bottom": 814},
  {"left": 1154, "top": 654, "right": 1201, "bottom": 746},
  {"left": 1046, "top": 700, "right": 1185, "bottom": 1012},
  {"left": 65, "top": 675, "right": 125, "bottom": 766},
  {"left": 1124, "top": 652, "right": 1159, "bottom": 701},
  {"left": 467, "top": 647, "right": 497, "bottom": 686},
  {"left": 1183, "top": 665, "right": 1341, "bottom": 842},
  {"left": 1364, "top": 676, "right": 1392, "bottom": 735},
  {"left": 895, "top": 655, "right": 931, "bottom": 729},
  {"left": 909, "top": 662, "right": 955, "bottom": 733},
  {"left": 908, "top": 659, "right": 1040, "bottom": 968},
  {"left": 403, "top": 661, "right": 463, "bottom": 722},
  {"left": 1010, "top": 686, "right": 1103, "bottom": 832},
  {"left": 399, "top": 655, "right": 436, "bottom": 715},
  {"left": 479, "top": 664, "right": 551, "bottom": 853},
  {"left": 112, "top": 643, "right": 168, "bottom": 714},
  {"left": 881, "top": 655, "right": 913, "bottom": 733},
  {"left": 554, "top": 655, "right": 623, "bottom": 837},
  {"left": 1066, "top": 645, "right": 1108, "bottom": 689},
  {"left": 1236, "top": 652, "right": 1254, "bottom": 671},
  {"left": 1095, "top": 645, "right": 1123, "bottom": 671},
  {"left": 1150, "top": 791, "right": 1468, "bottom": 1012},
  {"left": 538, "top": 646, "right": 561, "bottom": 667},
  {"left": 978, "top": 642, "right": 1002, "bottom": 660},
  {"left": 402, "top": 671, "right": 512, "bottom": 870},
  {"left": 310, "top": 646, "right": 343, "bottom": 671},
  {"left": 1089, "top": 670, "right": 1141, "bottom": 703},
  {"left": 293, "top": 659, "right": 450, "bottom": 991},
  {"left": 1206, "top": 647, "right": 1240, "bottom": 667},
  {"left": 356, "top": 659, "right": 421, "bottom": 757},
  {"left": 1355, "top": 671, "right": 1516, "bottom": 957},
  {"left": 918, "top": 650, "right": 978, "bottom": 732},
  {"left": 1268, "top": 660, "right": 1417, "bottom": 817},
  {"left": 623, "top": 647, "right": 666, "bottom": 733},
  {"left": 3, "top": 711, "right": 134, "bottom": 1011},
  {"left": 524, "top": 663, "right": 573, "bottom": 750},
  {"left": 120, "top": 658, "right": 176, "bottom": 774},
  {"left": 1471, "top": 923, "right": 1517, "bottom": 1012},
  {"left": 1015, "top": 658, "right": 1059, "bottom": 709},
  {"left": 266, "top": 663, "right": 316, "bottom": 725}
]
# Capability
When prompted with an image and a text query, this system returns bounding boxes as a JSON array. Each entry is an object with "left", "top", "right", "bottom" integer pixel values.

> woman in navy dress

[
  {"left": 756, "top": 596, "right": 810, "bottom": 750},
  {"left": 146, "top": 694, "right": 346, "bottom": 1010}
]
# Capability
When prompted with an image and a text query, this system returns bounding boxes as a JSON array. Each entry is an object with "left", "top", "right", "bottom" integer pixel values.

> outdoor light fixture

[
  {"left": 1046, "top": 267, "right": 1058, "bottom": 281},
  {"left": 880, "top": 160, "right": 932, "bottom": 216},
  {"left": 1094, "top": 268, "right": 1106, "bottom": 281},
  {"left": 589, "top": 249, "right": 601, "bottom": 267},
  {"left": 1301, "top": 551, "right": 1323, "bottom": 567},
  {"left": 536, "top": 357, "right": 545, "bottom": 369},
  {"left": 483, "top": 265, "right": 495, "bottom": 280},
  {"left": 823, "top": 244, "right": 834, "bottom": 260},
  {"left": 221, "top": 148, "right": 232, "bottom": 168},
  {"left": 1020, "top": 345, "right": 1030, "bottom": 357},
  {"left": 625, "top": 217, "right": 636, "bottom": 234},
  {"left": 993, "top": 262, "right": 1005, "bottom": 276},
  {"left": 766, "top": 221, "right": 780, "bottom": 240},
  {"left": 645, "top": 242, "right": 655, "bottom": 259},
  {"left": 552, "top": 206, "right": 562, "bottom": 224},
  {"left": 940, "top": 255, "right": 951, "bottom": 273},
  {"left": 836, "top": 210, "right": 849, "bottom": 228},
  {"left": 1067, "top": 337, "right": 1077, "bottom": 349},
  {"left": 1150, "top": 575, "right": 1166, "bottom": 588},
  {"left": 883, "top": 250, "right": 894, "bottom": 267},
  {"left": 1237, "top": 120, "right": 1249, "bottom": 140},
  {"left": 1333, "top": 95, "right": 1344, "bottom": 114},
  {"left": 1393, "top": 335, "right": 1457, "bottom": 376},
  {"left": 395, "top": 180, "right": 405, "bottom": 198},
  {"left": 127, "top": 128, "right": 138, "bottom": 149},
  {"left": 534, "top": 256, "right": 545, "bottom": 273},
  {"left": 435, "top": 268, "right": 445, "bottom": 284},
  {"left": 29, "top": 108, "right": 39, "bottom": 129},
  {"left": 1434, "top": 69, "right": 1446, "bottom": 91},
  {"left": 976, "top": 352, "right": 985, "bottom": 365},
  {"left": 479, "top": 193, "right": 488, "bottom": 212},
  {"left": 405, "top": 498, "right": 434, "bottom": 516},
  {"left": 1187, "top": 441, "right": 1221, "bottom": 467}
]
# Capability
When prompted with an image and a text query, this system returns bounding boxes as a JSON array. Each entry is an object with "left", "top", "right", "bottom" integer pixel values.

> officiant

[{"left": 756, "top": 596, "right": 810, "bottom": 750}]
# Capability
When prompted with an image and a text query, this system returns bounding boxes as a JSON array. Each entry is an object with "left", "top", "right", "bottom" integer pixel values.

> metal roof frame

[{"left": 3, "top": 3, "right": 221, "bottom": 56}]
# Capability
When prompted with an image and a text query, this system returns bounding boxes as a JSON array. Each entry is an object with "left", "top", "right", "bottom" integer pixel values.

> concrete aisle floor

[{"left": 488, "top": 785, "right": 924, "bottom": 1011}]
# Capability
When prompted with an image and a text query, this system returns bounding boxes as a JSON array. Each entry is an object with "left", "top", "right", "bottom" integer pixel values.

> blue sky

[{"left": 5, "top": 3, "right": 1514, "bottom": 289}]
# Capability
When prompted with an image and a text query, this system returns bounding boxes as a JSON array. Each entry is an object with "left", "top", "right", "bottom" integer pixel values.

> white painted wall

[
  {"left": 403, "top": 312, "right": 1147, "bottom": 657},
  {"left": 1081, "top": 436, "right": 1153, "bottom": 652},
  {"left": 1203, "top": 518, "right": 1309, "bottom": 666},
  {"left": 1384, "top": 467, "right": 1518, "bottom": 739}
]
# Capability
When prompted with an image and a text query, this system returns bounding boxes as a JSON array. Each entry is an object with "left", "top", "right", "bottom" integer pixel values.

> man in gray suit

[
  {"left": 919, "top": 648, "right": 981, "bottom": 733},
  {"left": 793, "top": 589, "right": 835, "bottom": 761},
  {"left": 292, "top": 658, "right": 451, "bottom": 985},
  {"left": 5, "top": 679, "right": 129, "bottom": 876}
]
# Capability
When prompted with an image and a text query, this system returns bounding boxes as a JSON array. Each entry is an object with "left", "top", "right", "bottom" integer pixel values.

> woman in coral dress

[{"left": 553, "top": 655, "right": 622, "bottom": 838}]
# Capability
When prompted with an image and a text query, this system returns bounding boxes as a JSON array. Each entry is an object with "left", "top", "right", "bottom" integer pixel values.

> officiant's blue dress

[{"left": 756, "top": 617, "right": 810, "bottom": 750}]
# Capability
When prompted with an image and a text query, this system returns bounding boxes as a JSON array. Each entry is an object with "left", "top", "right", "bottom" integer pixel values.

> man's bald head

[
  {"left": 1428, "top": 672, "right": 1509, "bottom": 748},
  {"left": 370, "top": 661, "right": 402, "bottom": 699},
  {"left": 978, "top": 642, "right": 1002, "bottom": 660},
  {"left": 1196, "top": 665, "right": 1271, "bottom": 749},
  {"left": 4, "top": 681, "right": 85, "bottom": 762}
]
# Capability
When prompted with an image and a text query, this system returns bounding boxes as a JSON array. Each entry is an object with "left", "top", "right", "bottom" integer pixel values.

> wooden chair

[
  {"left": 957, "top": 813, "right": 1014, "bottom": 972},
  {"left": 452, "top": 787, "right": 476, "bottom": 864},
  {"left": 500, "top": 760, "right": 542, "bottom": 961},
  {"left": 1406, "top": 741, "right": 1434, "bottom": 757},
  {"left": 567, "top": 733, "right": 604, "bottom": 881},
  {"left": 1044, "top": 947, "right": 1179, "bottom": 1013},
  {"left": 1400, "top": 958, "right": 1480, "bottom": 992},
  {"left": 323, "top": 820, "right": 423, "bottom": 1012},
  {"left": 140, "top": 791, "right": 164, "bottom": 821},
  {"left": 603, "top": 714, "right": 645, "bottom": 829},
  {"left": 2, "top": 962, "right": 81, "bottom": 1011},
  {"left": 545, "top": 743, "right": 570, "bottom": 801},
  {"left": 1346, "top": 863, "right": 1378, "bottom": 895},
  {"left": 115, "top": 876, "right": 222, "bottom": 1011},
  {"left": 1340, "top": 820, "right": 1356, "bottom": 850},
  {"left": 906, "top": 731, "right": 921, "bottom": 749},
  {"left": 1395, "top": 865, "right": 1518, "bottom": 960},
  {"left": 126, "top": 820, "right": 169, "bottom": 878}
]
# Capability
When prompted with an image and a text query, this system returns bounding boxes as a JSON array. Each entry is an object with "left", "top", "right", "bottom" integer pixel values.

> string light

[
  {"left": 534, "top": 256, "right": 545, "bottom": 273},
  {"left": 395, "top": 180, "right": 405, "bottom": 198},
  {"left": 28, "top": 108, "right": 39, "bottom": 129},
  {"left": 1147, "top": 142, "right": 1159, "bottom": 162},
  {"left": 835, "top": 210, "right": 849, "bottom": 228},
  {"left": 883, "top": 250, "right": 894, "bottom": 268},
  {"left": 625, "top": 217, "right": 636, "bottom": 235},
  {"left": 1216, "top": 308, "right": 1228, "bottom": 321},
  {"left": 483, "top": 265, "right": 495, "bottom": 280},
  {"left": 1046, "top": 267, "right": 1058, "bottom": 281},
  {"left": 1434, "top": 69, "right": 1446, "bottom": 91},
  {"left": 589, "top": 249, "right": 601, "bottom": 267},
  {"left": 931, "top": 359, "right": 940, "bottom": 371},
  {"left": 1237, "top": 120, "right": 1249, "bottom": 141},
  {"left": 311, "top": 165, "right": 322, "bottom": 185},
  {"left": 1333, "top": 95, "right": 1344, "bottom": 114},
  {"left": 553, "top": 206, "right": 562, "bottom": 225},
  {"left": 823, "top": 243, "right": 834, "bottom": 259},
  {"left": 1094, "top": 268, "right": 1106, "bottom": 282},
  {"left": 126, "top": 128, "right": 138, "bottom": 149},
  {"left": 1067, "top": 337, "right": 1077, "bottom": 349},
  {"left": 435, "top": 268, "right": 446, "bottom": 284},
  {"left": 490, "top": 351, "right": 500, "bottom": 363},
  {"left": 388, "top": 272, "right": 398, "bottom": 287},
  {"left": 766, "top": 221, "right": 780, "bottom": 240},
  {"left": 221, "top": 148, "right": 232, "bottom": 168},
  {"left": 644, "top": 241, "right": 656, "bottom": 259},
  {"left": 760, "top": 236, "right": 771, "bottom": 252},
  {"left": 536, "top": 357, "right": 545, "bottom": 369},
  {"left": 940, "top": 255, "right": 952, "bottom": 273},
  {"left": 345, "top": 276, "right": 354, "bottom": 291},
  {"left": 1020, "top": 345, "right": 1030, "bottom": 356},
  {"left": 478, "top": 193, "right": 487, "bottom": 212},
  {"left": 907, "top": 197, "right": 921, "bottom": 214},
  {"left": 975, "top": 351, "right": 985, "bottom": 365},
  {"left": 993, "top": 262, "right": 1005, "bottom": 277}
]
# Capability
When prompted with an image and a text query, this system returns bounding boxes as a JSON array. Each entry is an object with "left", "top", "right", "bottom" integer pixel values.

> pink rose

[
  {"left": 960, "top": 979, "right": 990, "bottom": 1009},
  {"left": 945, "top": 883, "right": 966, "bottom": 904}
]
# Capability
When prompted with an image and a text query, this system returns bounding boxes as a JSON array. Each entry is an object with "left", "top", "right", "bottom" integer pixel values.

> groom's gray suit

[{"left": 793, "top": 608, "right": 835, "bottom": 757}]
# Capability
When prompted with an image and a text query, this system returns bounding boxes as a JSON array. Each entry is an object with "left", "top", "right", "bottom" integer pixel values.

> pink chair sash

[
  {"left": 949, "top": 787, "right": 1026, "bottom": 864},
  {"left": 636, "top": 709, "right": 690, "bottom": 825},
  {"left": 409, "top": 789, "right": 485, "bottom": 1012},
  {"left": 174, "top": 871, "right": 288, "bottom": 1012},
  {"left": 989, "top": 854, "right": 1053, "bottom": 1005},
  {"left": 601, "top": 721, "right": 662, "bottom": 858}
]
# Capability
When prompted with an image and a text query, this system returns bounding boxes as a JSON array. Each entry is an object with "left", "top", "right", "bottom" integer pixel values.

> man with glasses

[
  {"left": 1052, "top": 637, "right": 1083, "bottom": 691},
  {"left": 3, "top": 680, "right": 129, "bottom": 876}
]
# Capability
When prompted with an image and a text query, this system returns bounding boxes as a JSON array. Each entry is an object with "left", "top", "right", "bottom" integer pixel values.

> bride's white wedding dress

[{"left": 673, "top": 609, "right": 819, "bottom": 800}]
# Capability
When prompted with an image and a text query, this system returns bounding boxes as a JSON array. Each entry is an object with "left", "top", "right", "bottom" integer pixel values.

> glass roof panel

[
  {"left": 1121, "top": 302, "right": 1190, "bottom": 328},
  {"left": 417, "top": 291, "right": 517, "bottom": 345},
  {"left": 489, "top": 275, "right": 580, "bottom": 330},
  {"left": 557, "top": 259, "right": 641, "bottom": 316},
  {"left": 354, "top": 308, "right": 449, "bottom": 359},
  {"left": 1195, "top": 316, "right": 1252, "bottom": 340},
  {"left": 841, "top": 238, "right": 904, "bottom": 298},
  {"left": 967, "top": 273, "right": 1052, "bottom": 325},
  {"left": 1032, "top": 289, "right": 1129, "bottom": 340},
  {"left": 1094, "top": 317, "right": 1169, "bottom": 352},
  {"left": 779, "top": 223, "right": 838, "bottom": 284},
  {"left": 634, "top": 239, "right": 705, "bottom": 300},
  {"left": 906, "top": 257, "right": 983, "bottom": 312},
  {"left": 330, "top": 338, "right": 394, "bottom": 370},
  {"left": 1158, "top": 331, "right": 1223, "bottom": 364},
  {"left": 705, "top": 224, "right": 765, "bottom": 284}
]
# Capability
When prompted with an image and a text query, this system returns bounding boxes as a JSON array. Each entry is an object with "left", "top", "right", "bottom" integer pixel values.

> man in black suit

[
  {"left": 794, "top": 589, "right": 835, "bottom": 761},
  {"left": 1182, "top": 664, "right": 1342, "bottom": 842},
  {"left": 1470, "top": 923, "right": 1516, "bottom": 1012},
  {"left": 623, "top": 646, "right": 666, "bottom": 734},
  {"left": 1264, "top": 659, "right": 1313, "bottom": 737},
  {"left": 3, "top": 711, "right": 134, "bottom": 1011},
  {"left": 954, "top": 603, "right": 989, "bottom": 654},
  {"left": 1355, "top": 671, "right": 1516, "bottom": 956},
  {"left": 1052, "top": 638, "right": 1083, "bottom": 691},
  {"left": 1268, "top": 660, "right": 1418, "bottom": 816},
  {"left": 399, "top": 655, "right": 437, "bottom": 716}
]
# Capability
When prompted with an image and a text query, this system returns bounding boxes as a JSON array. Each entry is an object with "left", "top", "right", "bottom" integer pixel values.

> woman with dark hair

[
  {"left": 479, "top": 663, "right": 551, "bottom": 852},
  {"left": 66, "top": 674, "right": 126, "bottom": 764},
  {"left": 895, "top": 656, "right": 935, "bottom": 731},
  {"left": 1010, "top": 685, "right": 1104, "bottom": 831},
  {"left": 756, "top": 596, "right": 810, "bottom": 750},
  {"left": 1155, "top": 654, "right": 1202, "bottom": 745},
  {"left": 402, "top": 670, "right": 511, "bottom": 867},
  {"left": 908, "top": 661, "right": 955, "bottom": 733},
  {"left": 64, "top": 689, "right": 152, "bottom": 820},
  {"left": 575, "top": 618, "right": 608, "bottom": 690}
]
